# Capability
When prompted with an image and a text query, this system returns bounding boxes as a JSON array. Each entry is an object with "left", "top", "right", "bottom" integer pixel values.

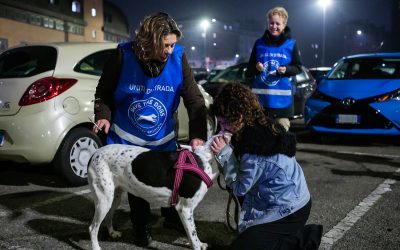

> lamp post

[
  {"left": 318, "top": 0, "right": 331, "bottom": 66},
  {"left": 200, "top": 19, "right": 210, "bottom": 69}
]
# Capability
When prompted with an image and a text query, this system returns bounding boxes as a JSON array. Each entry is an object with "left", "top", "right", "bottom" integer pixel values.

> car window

[
  {"left": 328, "top": 57, "right": 400, "bottom": 80},
  {"left": 74, "top": 49, "right": 114, "bottom": 76},
  {"left": 0, "top": 46, "right": 56, "bottom": 78},
  {"left": 210, "top": 64, "right": 246, "bottom": 83}
]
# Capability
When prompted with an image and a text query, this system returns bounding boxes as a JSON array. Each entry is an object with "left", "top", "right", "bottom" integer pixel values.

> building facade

[{"left": 0, "top": 0, "right": 129, "bottom": 52}]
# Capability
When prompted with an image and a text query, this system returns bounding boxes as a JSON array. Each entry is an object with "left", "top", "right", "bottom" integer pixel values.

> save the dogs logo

[
  {"left": 128, "top": 97, "right": 167, "bottom": 136},
  {"left": 260, "top": 60, "right": 280, "bottom": 86}
]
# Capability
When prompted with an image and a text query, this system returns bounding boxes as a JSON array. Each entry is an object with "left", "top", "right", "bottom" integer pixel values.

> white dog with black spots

[{"left": 87, "top": 132, "right": 228, "bottom": 250}]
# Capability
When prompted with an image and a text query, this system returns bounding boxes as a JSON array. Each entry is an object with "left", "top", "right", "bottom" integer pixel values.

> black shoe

[{"left": 134, "top": 226, "right": 153, "bottom": 247}]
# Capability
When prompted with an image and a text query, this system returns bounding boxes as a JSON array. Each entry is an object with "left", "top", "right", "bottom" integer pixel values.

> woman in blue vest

[
  {"left": 92, "top": 12, "right": 208, "bottom": 246},
  {"left": 246, "top": 6, "right": 303, "bottom": 131}
]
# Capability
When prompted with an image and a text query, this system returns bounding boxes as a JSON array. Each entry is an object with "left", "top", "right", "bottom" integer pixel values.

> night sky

[{"left": 109, "top": 0, "right": 392, "bottom": 66}]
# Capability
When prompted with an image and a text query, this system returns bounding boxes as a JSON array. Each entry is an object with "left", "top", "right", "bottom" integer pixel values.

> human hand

[
  {"left": 211, "top": 135, "right": 228, "bottom": 155},
  {"left": 277, "top": 66, "right": 286, "bottom": 75},
  {"left": 190, "top": 138, "right": 205, "bottom": 149},
  {"left": 93, "top": 119, "right": 110, "bottom": 134},
  {"left": 256, "top": 62, "right": 264, "bottom": 72}
]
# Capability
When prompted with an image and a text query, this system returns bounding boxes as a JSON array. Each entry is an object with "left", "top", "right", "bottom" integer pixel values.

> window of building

[
  {"left": 91, "top": 8, "right": 96, "bottom": 17},
  {"left": 71, "top": 1, "right": 81, "bottom": 13}
]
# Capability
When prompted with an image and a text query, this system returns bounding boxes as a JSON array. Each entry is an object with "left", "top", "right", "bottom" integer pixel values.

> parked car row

[
  {"left": 0, "top": 43, "right": 213, "bottom": 186},
  {"left": 1, "top": 42, "right": 397, "bottom": 187},
  {"left": 199, "top": 62, "right": 317, "bottom": 119}
]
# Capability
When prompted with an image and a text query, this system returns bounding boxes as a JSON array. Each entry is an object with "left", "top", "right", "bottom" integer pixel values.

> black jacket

[{"left": 233, "top": 121, "right": 297, "bottom": 158}]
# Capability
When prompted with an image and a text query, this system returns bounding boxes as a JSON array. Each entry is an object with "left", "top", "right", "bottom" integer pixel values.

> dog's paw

[
  {"left": 109, "top": 230, "right": 122, "bottom": 238},
  {"left": 201, "top": 242, "right": 208, "bottom": 250}
]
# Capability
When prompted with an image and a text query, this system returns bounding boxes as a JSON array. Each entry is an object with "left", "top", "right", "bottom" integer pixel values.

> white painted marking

[
  {"left": 336, "top": 150, "right": 400, "bottom": 159},
  {"left": 319, "top": 168, "right": 399, "bottom": 249},
  {"left": 27, "top": 189, "right": 91, "bottom": 209}
]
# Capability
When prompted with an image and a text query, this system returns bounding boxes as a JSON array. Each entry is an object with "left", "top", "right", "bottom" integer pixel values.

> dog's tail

[{"left": 87, "top": 153, "right": 95, "bottom": 171}]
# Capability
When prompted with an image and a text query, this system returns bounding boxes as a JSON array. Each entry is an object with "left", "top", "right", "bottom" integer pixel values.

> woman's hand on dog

[{"left": 93, "top": 119, "right": 110, "bottom": 134}]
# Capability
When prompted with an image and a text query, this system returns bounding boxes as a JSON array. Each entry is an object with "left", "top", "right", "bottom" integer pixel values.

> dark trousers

[
  {"left": 128, "top": 193, "right": 180, "bottom": 229},
  {"left": 232, "top": 200, "right": 322, "bottom": 250},
  {"left": 128, "top": 194, "right": 151, "bottom": 230}
]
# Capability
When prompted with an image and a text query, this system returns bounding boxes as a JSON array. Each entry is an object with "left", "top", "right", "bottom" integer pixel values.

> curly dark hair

[
  {"left": 210, "top": 83, "right": 283, "bottom": 136},
  {"left": 134, "top": 12, "right": 182, "bottom": 63}
]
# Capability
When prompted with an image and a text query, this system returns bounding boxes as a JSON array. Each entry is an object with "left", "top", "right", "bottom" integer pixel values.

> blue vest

[
  {"left": 107, "top": 42, "right": 184, "bottom": 151},
  {"left": 252, "top": 38, "right": 295, "bottom": 109}
]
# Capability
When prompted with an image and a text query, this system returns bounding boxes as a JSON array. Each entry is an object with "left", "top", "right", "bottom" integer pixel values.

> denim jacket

[{"left": 216, "top": 144, "right": 310, "bottom": 233}]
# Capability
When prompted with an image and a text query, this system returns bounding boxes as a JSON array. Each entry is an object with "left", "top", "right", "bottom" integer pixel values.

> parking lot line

[
  {"left": 27, "top": 189, "right": 91, "bottom": 209},
  {"left": 319, "top": 168, "right": 399, "bottom": 249}
]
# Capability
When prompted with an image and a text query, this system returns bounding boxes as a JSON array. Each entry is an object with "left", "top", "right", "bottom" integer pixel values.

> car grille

[{"left": 310, "top": 98, "right": 393, "bottom": 129}]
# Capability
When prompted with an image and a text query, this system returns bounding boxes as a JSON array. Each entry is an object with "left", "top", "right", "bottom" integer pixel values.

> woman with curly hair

[
  {"left": 210, "top": 83, "right": 322, "bottom": 249},
  {"left": 92, "top": 12, "right": 208, "bottom": 246}
]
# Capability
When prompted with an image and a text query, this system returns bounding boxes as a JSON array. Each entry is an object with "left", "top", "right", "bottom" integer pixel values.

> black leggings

[{"left": 232, "top": 200, "right": 321, "bottom": 250}]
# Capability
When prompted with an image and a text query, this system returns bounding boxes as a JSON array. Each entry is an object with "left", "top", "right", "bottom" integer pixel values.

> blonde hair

[{"left": 267, "top": 6, "right": 288, "bottom": 24}]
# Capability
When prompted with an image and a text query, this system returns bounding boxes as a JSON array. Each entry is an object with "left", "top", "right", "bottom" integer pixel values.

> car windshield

[
  {"left": 209, "top": 64, "right": 247, "bottom": 83},
  {"left": 0, "top": 46, "right": 56, "bottom": 78},
  {"left": 327, "top": 57, "right": 400, "bottom": 80}
]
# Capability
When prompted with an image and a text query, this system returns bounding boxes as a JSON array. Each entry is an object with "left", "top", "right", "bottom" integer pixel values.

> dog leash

[
  {"left": 171, "top": 150, "right": 213, "bottom": 206},
  {"left": 217, "top": 175, "right": 241, "bottom": 233}
]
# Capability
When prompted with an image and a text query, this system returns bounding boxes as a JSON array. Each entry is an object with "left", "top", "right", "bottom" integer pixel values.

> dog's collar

[{"left": 171, "top": 149, "right": 213, "bottom": 206}]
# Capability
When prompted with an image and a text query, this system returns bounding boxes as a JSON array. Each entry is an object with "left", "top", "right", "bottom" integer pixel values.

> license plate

[
  {"left": 336, "top": 114, "right": 360, "bottom": 124},
  {"left": 0, "top": 133, "right": 3, "bottom": 147}
]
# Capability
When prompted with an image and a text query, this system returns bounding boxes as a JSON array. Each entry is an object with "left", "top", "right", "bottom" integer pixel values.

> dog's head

[{"left": 193, "top": 131, "right": 232, "bottom": 179}]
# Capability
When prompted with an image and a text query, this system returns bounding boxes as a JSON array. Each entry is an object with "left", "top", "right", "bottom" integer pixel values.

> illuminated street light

[
  {"left": 200, "top": 19, "right": 210, "bottom": 68},
  {"left": 318, "top": 0, "right": 331, "bottom": 66},
  {"left": 357, "top": 30, "right": 363, "bottom": 36}
]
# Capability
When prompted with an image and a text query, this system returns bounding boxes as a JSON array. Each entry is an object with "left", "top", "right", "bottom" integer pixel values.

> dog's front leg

[{"left": 175, "top": 201, "right": 208, "bottom": 250}]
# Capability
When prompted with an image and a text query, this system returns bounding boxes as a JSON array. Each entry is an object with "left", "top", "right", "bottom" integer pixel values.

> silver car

[{"left": 0, "top": 42, "right": 213, "bottom": 186}]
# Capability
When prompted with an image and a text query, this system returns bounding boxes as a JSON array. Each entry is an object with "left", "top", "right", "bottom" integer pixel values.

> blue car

[{"left": 304, "top": 53, "right": 400, "bottom": 136}]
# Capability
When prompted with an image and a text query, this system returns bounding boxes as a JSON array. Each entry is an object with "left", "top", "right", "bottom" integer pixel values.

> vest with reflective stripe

[
  {"left": 107, "top": 41, "right": 183, "bottom": 151},
  {"left": 252, "top": 38, "right": 294, "bottom": 109}
]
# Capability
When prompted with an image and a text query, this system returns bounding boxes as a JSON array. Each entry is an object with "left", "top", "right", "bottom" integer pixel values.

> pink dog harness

[{"left": 171, "top": 149, "right": 213, "bottom": 206}]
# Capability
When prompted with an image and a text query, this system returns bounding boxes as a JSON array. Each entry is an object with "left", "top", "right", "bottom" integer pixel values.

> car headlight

[{"left": 374, "top": 88, "right": 400, "bottom": 102}]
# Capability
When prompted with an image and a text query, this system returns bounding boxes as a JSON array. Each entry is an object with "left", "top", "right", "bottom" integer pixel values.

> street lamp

[
  {"left": 318, "top": 0, "right": 331, "bottom": 66},
  {"left": 200, "top": 19, "right": 210, "bottom": 69}
]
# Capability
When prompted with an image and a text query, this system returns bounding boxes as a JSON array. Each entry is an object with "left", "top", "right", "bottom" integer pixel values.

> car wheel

[{"left": 53, "top": 127, "right": 102, "bottom": 186}]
